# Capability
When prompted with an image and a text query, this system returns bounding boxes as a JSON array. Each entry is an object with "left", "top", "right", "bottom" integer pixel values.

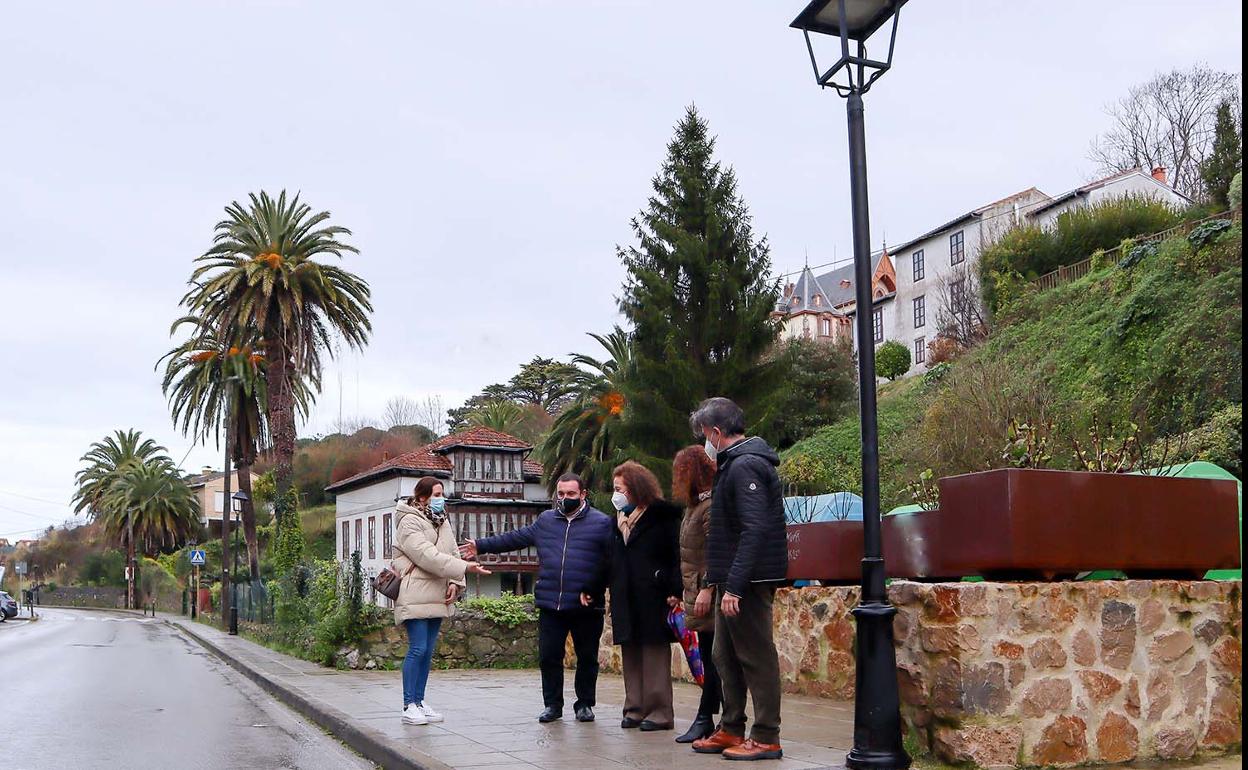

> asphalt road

[{"left": 0, "top": 608, "right": 376, "bottom": 770}]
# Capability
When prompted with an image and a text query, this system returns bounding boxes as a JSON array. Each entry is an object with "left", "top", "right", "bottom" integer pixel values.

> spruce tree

[
  {"left": 1201, "top": 99, "right": 1242, "bottom": 207},
  {"left": 616, "top": 106, "right": 782, "bottom": 474}
]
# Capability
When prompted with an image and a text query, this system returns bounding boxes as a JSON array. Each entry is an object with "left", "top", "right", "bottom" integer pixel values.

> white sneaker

[
  {"left": 416, "top": 701, "right": 444, "bottom": 723},
  {"left": 402, "top": 705, "right": 429, "bottom": 725}
]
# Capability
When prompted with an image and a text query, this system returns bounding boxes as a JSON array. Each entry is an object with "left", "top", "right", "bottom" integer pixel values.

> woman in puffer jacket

[{"left": 393, "top": 476, "right": 491, "bottom": 725}]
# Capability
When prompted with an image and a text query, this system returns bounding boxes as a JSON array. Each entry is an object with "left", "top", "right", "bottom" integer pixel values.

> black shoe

[
  {"left": 640, "top": 720, "right": 674, "bottom": 732},
  {"left": 621, "top": 717, "right": 642, "bottom": 729},
  {"left": 675, "top": 714, "right": 716, "bottom": 743},
  {"left": 575, "top": 706, "right": 595, "bottom": 722},
  {"left": 538, "top": 707, "right": 563, "bottom": 723}
]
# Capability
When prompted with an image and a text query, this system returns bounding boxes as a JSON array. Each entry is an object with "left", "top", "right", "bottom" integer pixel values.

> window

[
  {"left": 820, "top": 318, "right": 832, "bottom": 336},
  {"left": 382, "top": 513, "right": 392, "bottom": 559},
  {"left": 913, "top": 295, "right": 926, "bottom": 329},
  {"left": 342, "top": 521, "right": 350, "bottom": 559},
  {"left": 813, "top": 294, "right": 822, "bottom": 307},
  {"left": 354, "top": 519, "right": 362, "bottom": 556},
  {"left": 213, "top": 491, "right": 225, "bottom": 514},
  {"left": 951, "top": 279, "right": 967, "bottom": 314},
  {"left": 872, "top": 308, "right": 884, "bottom": 343},
  {"left": 950, "top": 231, "right": 965, "bottom": 265},
  {"left": 367, "top": 516, "right": 376, "bottom": 560},
  {"left": 915, "top": 337, "right": 926, "bottom": 364},
  {"left": 913, "top": 250, "right": 925, "bottom": 281}
]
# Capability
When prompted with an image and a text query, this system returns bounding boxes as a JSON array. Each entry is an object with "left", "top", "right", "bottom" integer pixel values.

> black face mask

[{"left": 559, "top": 497, "right": 582, "bottom": 515}]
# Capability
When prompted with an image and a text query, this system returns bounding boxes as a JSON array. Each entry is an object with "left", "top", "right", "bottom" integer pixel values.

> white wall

[{"left": 1030, "top": 173, "right": 1189, "bottom": 230}]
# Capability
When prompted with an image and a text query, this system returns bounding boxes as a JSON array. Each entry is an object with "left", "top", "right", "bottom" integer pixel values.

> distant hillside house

[
  {"left": 185, "top": 469, "right": 262, "bottom": 532},
  {"left": 775, "top": 165, "right": 1189, "bottom": 379},
  {"left": 773, "top": 253, "right": 896, "bottom": 345},
  {"left": 325, "top": 426, "right": 549, "bottom": 606}
]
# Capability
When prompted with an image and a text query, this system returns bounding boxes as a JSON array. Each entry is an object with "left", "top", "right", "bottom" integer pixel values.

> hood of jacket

[{"left": 719, "top": 436, "right": 780, "bottom": 468}]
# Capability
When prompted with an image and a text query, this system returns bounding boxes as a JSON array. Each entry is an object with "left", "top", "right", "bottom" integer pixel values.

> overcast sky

[{"left": 0, "top": 1, "right": 1241, "bottom": 540}]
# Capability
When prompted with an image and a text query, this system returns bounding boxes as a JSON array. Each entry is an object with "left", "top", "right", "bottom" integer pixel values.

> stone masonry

[
  {"left": 589, "top": 580, "right": 1242, "bottom": 768},
  {"left": 337, "top": 607, "right": 538, "bottom": 671}
]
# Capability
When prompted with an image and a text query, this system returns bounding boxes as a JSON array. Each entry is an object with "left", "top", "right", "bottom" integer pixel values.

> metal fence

[{"left": 232, "top": 579, "right": 274, "bottom": 624}]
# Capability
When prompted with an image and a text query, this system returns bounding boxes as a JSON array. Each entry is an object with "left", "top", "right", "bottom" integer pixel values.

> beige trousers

[{"left": 621, "top": 643, "right": 675, "bottom": 725}]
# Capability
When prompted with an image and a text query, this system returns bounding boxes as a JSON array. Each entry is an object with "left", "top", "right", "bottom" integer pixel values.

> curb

[
  {"left": 37, "top": 604, "right": 147, "bottom": 616},
  {"left": 168, "top": 619, "right": 451, "bottom": 770}
]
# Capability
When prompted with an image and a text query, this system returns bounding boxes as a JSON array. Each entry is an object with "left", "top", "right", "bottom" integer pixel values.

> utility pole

[{"left": 127, "top": 509, "right": 134, "bottom": 610}]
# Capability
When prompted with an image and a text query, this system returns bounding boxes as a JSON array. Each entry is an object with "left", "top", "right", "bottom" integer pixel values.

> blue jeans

[{"left": 402, "top": 618, "right": 443, "bottom": 707}]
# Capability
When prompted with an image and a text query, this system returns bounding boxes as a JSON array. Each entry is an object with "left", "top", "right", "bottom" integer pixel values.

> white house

[
  {"left": 325, "top": 426, "right": 550, "bottom": 606},
  {"left": 773, "top": 165, "right": 1190, "bottom": 378},
  {"left": 1027, "top": 167, "right": 1191, "bottom": 230}
]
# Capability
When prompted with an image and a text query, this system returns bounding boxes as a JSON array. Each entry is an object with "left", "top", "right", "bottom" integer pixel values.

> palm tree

[
  {"left": 537, "top": 328, "right": 634, "bottom": 492},
  {"left": 181, "top": 190, "right": 372, "bottom": 511},
  {"left": 100, "top": 457, "right": 200, "bottom": 560},
  {"left": 159, "top": 316, "right": 309, "bottom": 579},
  {"left": 72, "top": 430, "right": 166, "bottom": 518}
]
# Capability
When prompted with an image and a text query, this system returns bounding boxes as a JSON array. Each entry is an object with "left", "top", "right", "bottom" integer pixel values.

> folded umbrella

[{"left": 667, "top": 606, "right": 705, "bottom": 686}]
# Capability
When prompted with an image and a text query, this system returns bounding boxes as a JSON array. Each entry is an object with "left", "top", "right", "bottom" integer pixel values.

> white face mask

[
  {"left": 611, "top": 491, "right": 631, "bottom": 512},
  {"left": 704, "top": 432, "right": 719, "bottom": 462}
]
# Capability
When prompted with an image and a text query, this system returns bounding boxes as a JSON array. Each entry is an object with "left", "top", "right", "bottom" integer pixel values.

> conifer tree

[
  {"left": 1201, "top": 99, "right": 1242, "bottom": 207},
  {"left": 616, "top": 106, "right": 782, "bottom": 473}
]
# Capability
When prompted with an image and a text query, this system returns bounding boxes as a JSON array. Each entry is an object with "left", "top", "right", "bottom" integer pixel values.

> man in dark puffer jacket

[
  {"left": 461, "top": 473, "right": 613, "bottom": 724},
  {"left": 689, "top": 397, "right": 788, "bottom": 762}
]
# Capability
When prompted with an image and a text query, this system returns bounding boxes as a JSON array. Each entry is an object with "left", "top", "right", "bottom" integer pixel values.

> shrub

[
  {"left": 926, "top": 336, "right": 961, "bottom": 366},
  {"left": 922, "top": 362, "right": 952, "bottom": 387},
  {"left": 875, "top": 340, "right": 911, "bottom": 381},
  {"left": 461, "top": 593, "right": 539, "bottom": 628},
  {"left": 1187, "top": 219, "right": 1233, "bottom": 251},
  {"left": 1183, "top": 403, "right": 1243, "bottom": 477},
  {"left": 1230, "top": 172, "right": 1242, "bottom": 210},
  {"left": 980, "top": 195, "right": 1182, "bottom": 312}
]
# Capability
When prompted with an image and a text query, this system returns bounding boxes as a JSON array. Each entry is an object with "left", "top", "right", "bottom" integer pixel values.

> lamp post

[
  {"left": 790, "top": 3, "right": 910, "bottom": 769},
  {"left": 230, "top": 490, "right": 248, "bottom": 635}
]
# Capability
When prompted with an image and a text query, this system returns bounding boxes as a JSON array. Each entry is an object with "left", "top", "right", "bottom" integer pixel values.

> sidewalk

[{"left": 168, "top": 615, "right": 850, "bottom": 770}]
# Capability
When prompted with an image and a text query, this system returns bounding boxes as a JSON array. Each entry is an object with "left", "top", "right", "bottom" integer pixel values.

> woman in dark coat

[
  {"left": 608, "top": 460, "right": 682, "bottom": 731},
  {"left": 672, "top": 445, "right": 722, "bottom": 743}
]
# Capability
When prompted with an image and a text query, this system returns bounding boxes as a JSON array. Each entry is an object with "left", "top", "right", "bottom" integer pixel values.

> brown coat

[{"left": 679, "top": 496, "right": 713, "bottom": 632}]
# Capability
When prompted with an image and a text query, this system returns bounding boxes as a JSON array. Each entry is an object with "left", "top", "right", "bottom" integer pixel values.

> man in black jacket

[{"left": 689, "top": 397, "right": 787, "bottom": 762}]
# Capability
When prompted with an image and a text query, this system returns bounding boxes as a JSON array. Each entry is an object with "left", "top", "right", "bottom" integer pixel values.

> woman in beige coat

[{"left": 393, "top": 476, "right": 490, "bottom": 725}]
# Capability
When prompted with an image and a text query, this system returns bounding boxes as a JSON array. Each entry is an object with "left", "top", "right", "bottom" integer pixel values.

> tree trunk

[
  {"left": 126, "top": 512, "right": 135, "bottom": 610},
  {"left": 237, "top": 463, "right": 260, "bottom": 580},
  {"left": 266, "top": 339, "right": 296, "bottom": 500}
]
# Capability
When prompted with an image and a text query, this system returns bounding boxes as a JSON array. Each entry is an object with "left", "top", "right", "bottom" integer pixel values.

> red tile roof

[{"left": 324, "top": 426, "right": 541, "bottom": 493}]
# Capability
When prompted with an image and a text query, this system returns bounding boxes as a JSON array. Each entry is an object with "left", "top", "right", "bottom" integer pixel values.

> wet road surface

[{"left": 0, "top": 608, "right": 375, "bottom": 770}]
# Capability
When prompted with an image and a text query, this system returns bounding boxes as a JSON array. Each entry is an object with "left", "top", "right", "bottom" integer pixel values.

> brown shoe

[
  {"left": 692, "top": 728, "right": 746, "bottom": 754},
  {"left": 722, "top": 738, "right": 783, "bottom": 761}
]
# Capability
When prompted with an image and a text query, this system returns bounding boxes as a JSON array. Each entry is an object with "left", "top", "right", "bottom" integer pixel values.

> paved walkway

[{"left": 168, "top": 616, "right": 849, "bottom": 769}]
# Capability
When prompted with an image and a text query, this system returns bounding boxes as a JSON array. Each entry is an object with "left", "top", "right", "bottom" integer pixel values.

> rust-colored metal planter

[
  {"left": 928, "top": 468, "right": 1242, "bottom": 579},
  {"left": 786, "top": 520, "right": 863, "bottom": 583}
]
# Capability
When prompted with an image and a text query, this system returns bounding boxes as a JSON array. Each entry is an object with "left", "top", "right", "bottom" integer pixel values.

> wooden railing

[
  {"left": 1031, "top": 209, "right": 1237, "bottom": 293},
  {"left": 449, "top": 507, "right": 541, "bottom": 570}
]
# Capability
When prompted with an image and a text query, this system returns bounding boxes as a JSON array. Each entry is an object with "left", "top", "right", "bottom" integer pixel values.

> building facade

[
  {"left": 185, "top": 469, "right": 262, "bottom": 531},
  {"left": 324, "top": 426, "right": 550, "bottom": 606},
  {"left": 774, "top": 166, "right": 1190, "bottom": 378}
]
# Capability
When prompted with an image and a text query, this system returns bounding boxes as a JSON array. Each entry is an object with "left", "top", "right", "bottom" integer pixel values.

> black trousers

[
  {"left": 538, "top": 608, "right": 605, "bottom": 710},
  {"left": 714, "top": 584, "right": 781, "bottom": 744},
  {"left": 697, "top": 628, "right": 723, "bottom": 717}
]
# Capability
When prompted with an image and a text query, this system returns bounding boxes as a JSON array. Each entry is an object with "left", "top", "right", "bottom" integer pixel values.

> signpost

[{"left": 189, "top": 550, "right": 206, "bottom": 619}]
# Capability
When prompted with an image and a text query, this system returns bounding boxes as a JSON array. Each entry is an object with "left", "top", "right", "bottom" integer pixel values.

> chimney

[
  {"left": 1151, "top": 166, "right": 1168, "bottom": 184},
  {"left": 382, "top": 451, "right": 390, "bottom": 461},
  {"left": 840, "top": 279, "right": 852, "bottom": 289},
  {"left": 200, "top": 466, "right": 214, "bottom": 476},
  {"left": 783, "top": 282, "right": 794, "bottom": 297}
]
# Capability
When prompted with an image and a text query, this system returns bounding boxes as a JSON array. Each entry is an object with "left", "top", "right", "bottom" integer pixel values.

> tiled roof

[
  {"left": 324, "top": 427, "right": 542, "bottom": 493},
  {"left": 814, "top": 254, "right": 885, "bottom": 308}
]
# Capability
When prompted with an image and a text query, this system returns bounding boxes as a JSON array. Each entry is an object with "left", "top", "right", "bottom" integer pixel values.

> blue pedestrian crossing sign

[{"left": 189, "top": 549, "right": 207, "bottom": 566}]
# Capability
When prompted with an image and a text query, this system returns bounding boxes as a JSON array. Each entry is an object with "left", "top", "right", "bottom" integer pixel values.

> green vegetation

[
  {"left": 461, "top": 593, "right": 539, "bottom": 628},
  {"left": 784, "top": 215, "right": 1243, "bottom": 509},
  {"left": 979, "top": 196, "right": 1182, "bottom": 313},
  {"left": 1200, "top": 99, "right": 1242, "bottom": 208},
  {"left": 875, "top": 340, "right": 912, "bottom": 382}
]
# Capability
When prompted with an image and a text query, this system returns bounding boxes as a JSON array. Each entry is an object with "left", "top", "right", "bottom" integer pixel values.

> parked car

[{"left": 0, "top": 591, "right": 17, "bottom": 618}]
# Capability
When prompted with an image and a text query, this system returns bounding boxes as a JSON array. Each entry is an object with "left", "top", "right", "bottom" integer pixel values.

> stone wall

[
  {"left": 590, "top": 581, "right": 1242, "bottom": 768},
  {"left": 41, "top": 585, "right": 126, "bottom": 609},
  {"left": 336, "top": 607, "right": 538, "bottom": 671}
]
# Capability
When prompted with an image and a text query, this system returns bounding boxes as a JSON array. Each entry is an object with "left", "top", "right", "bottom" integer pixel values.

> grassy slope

[{"left": 784, "top": 226, "right": 1243, "bottom": 509}]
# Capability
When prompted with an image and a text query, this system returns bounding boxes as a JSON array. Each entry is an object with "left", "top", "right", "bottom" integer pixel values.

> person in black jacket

[
  {"left": 607, "top": 460, "right": 682, "bottom": 732},
  {"left": 460, "top": 473, "right": 614, "bottom": 724},
  {"left": 689, "top": 397, "right": 788, "bottom": 762}
]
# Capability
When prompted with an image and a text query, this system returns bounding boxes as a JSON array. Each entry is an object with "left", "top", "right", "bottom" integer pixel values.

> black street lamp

[
  {"left": 790, "top": 2, "right": 911, "bottom": 769},
  {"left": 229, "top": 490, "right": 248, "bottom": 635}
]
